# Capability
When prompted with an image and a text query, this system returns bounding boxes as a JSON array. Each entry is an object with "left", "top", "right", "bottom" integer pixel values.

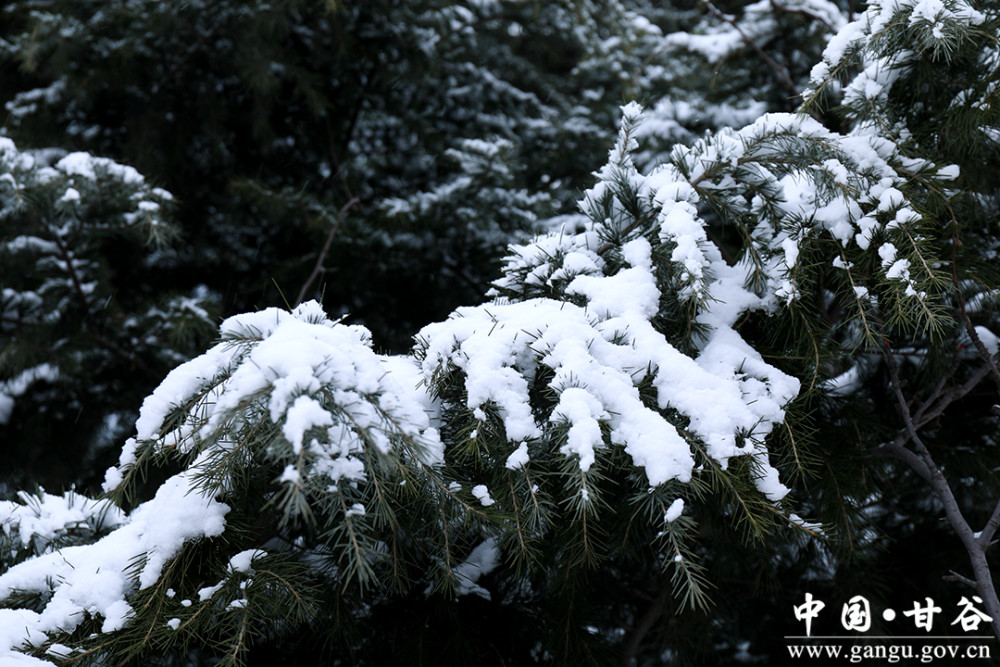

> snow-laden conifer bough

[{"left": 3, "top": 0, "right": 999, "bottom": 656}]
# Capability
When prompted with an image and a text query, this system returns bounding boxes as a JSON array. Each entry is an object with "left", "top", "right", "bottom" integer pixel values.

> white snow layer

[
  {"left": 665, "top": 498, "right": 685, "bottom": 523},
  {"left": 453, "top": 538, "right": 501, "bottom": 600},
  {"left": 0, "top": 303, "right": 451, "bottom": 662},
  {"left": 422, "top": 232, "right": 799, "bottom": 495},
  {"left": 0, "top": 491, "right": 125, "bottom": 557},
  {"left": 0, "top": 462, "right": 229, "bottom": 660},
  {"left": 106, "top": 301, "right": 443, "bottom": 493}
]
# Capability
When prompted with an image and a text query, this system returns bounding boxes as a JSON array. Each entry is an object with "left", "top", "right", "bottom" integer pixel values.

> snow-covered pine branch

[
  {"left": 2, "top": 0, "right": 995, "bottom": 653},
  {"left": 426, "top": 104, "right": 802, "bottom": 500},
  {"left": 0, "top": 491, "right": 125, "bottom": 567},
  {"left": 0, "top": 104, "right": 812, "bottom": 663},
  {"left": 0, "top": 77, "right": 967, "bottom": 661},
  {"left": 0, "top": 302, "right": 451, "bottom": 663}
]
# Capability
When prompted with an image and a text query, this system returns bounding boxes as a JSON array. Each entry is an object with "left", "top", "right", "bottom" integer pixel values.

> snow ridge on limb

[
  {"left": 105, "top": 300, "right": 443, "bottom": 500},
  {"left": 0, "top": 491, "right": 125, "bottom": 565},
  {"left": 420, "top": 238, "right": 798, "bottom": 496},
  {"left": 437, "top": 102, "right": 948, "bottom": 509},
  {"left": 0, "top": 464, "right": 229, "bottom": 663},
  {"left": 425, "top": 104, "right": 801, "bottom": 502},
  {"left": 0, "top": 302, "right": 445, "bottom": 663}
]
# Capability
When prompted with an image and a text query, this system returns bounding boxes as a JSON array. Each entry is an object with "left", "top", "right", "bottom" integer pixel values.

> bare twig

[
  {"left": 884, "top": 349, "right": 1000, "bottom": 641},
  {"left": 621, "top": 584, "right": 671, "bottom": 666},
  {"left": 911, "top": 353, "right": 963, "bottom": 424},
  {"left": 944, "top": 570, "right": 978, "bottom": 590},
  {"left": 912, "top": 362, "right": 992, "bottom": 428},
  {"left": 872, "top": 435, "right": 932, "bottom": 483},
  {"left": 957, "top": 295, "right": 1000, "bottom": 387},
  {"left": 702, "top": 0, "right": 800, "bottom": 100},
  {"left": 946, "top": 191, "right": 1000, "bottom": 388},
  {"left": 978, "top": 499, "right": 1000, "bottom": 549},
  {"left": 294, "top": 196, "right": 359, "bottom": 307},
  {"left": 769, "top": 0, "right": 837, "bottom": 32}
]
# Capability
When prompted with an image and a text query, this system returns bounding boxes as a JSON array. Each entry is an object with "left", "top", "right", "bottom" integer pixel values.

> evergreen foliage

[
  {"left": 0, "top": 138, "right": 215, "bottom": 491},
  {"left": 0, "top": 0, "right": 697, "bottom": 352},
  {"left": 4, "top": 0, "right": 1000, "bottom": 664},
  {"left": 795, "top": 0, "right": 1000, "bottom": 640},
  {"left": 0, "top": 0, "right": 735, "bottom": 491}
]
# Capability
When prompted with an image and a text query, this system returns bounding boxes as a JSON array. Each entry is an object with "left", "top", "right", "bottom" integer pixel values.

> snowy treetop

[{"left": 807, "top": 0, "right": 999, "bottom": 148}]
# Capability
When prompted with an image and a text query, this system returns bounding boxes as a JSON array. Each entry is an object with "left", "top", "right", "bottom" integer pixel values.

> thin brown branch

[
  {"left": 872, "top": 435, "right": 932, "bottom": 483},
  {"left": 769, "top": 0, "right": 837, "bottom": 32},
  {"left": 958, "top": 300, "right": 1000, "bottom": 387},
  {"left": 885, "top": 350, "right": 971, "bottom": 530},
  {"left": 702, "top": 0, "right": 800, "bottom": 100},
  {"left": 938, "top": 167, "right": 1000, "bottom": 389},
  {"left": 294, "top": 196, "right": 359, "bottom": 307},
  {"left": 944, "top": 570, "right": 978, "bottom": 590},
  {"left": 884, "top": 348, "right": 1000, "bottom": 641},
  {"left": 912, "top": 362, "right": 992, "bottom": 430},
  {"left": 978, "top": 498, "right": 1000, "bottom": 549},
  {"left": 911, "top": 353, "right": 963, "bottom": 424},
  {"left": 621, "top": 584, "right": 671, "bottom": 666}
]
